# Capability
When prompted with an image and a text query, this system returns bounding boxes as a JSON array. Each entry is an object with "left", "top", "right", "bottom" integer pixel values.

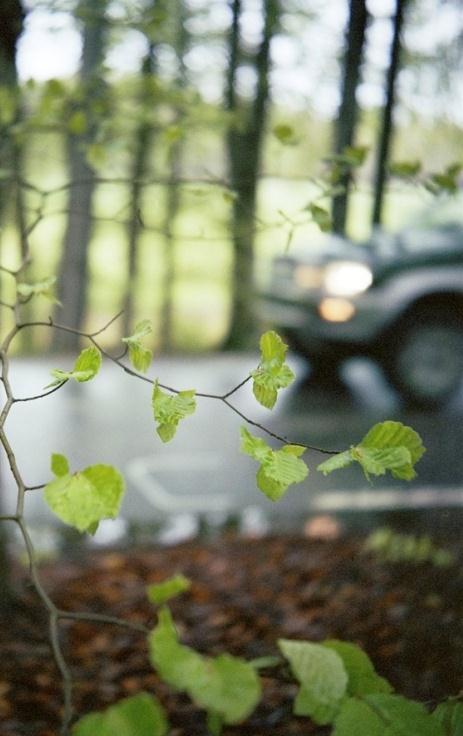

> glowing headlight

[{"left": 323, "top": 261, "right": 373, "bottom": 297}]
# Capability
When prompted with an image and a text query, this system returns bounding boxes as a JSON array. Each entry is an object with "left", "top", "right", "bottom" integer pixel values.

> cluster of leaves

[
  {"left": 6, "top": 278, "right": 456, "bottom": 736},
  {"left": 364, "top": 527, "right": 454, "bottom": 567},
  {"left": 70, "top": 575, "right": 463, "bottom": 736},
  {"left": 389, "top": 159, "right": 462, "bottom": 195}
]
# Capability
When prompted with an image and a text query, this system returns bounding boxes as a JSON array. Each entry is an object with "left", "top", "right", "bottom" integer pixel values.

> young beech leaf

[
  {"left": 51, "top": 453, "right": 69, "bottom": 478},
  {"left": 359, "top": 421, "right": 425, "bottom": 480},
  {"left": 71, "top": 692, "right": 169, "bottom": 736},
  {"left": 317, "top": 421, "right": 425, "bottom": 481},
  {"left": 152, "top": 382, "right": 196, "bottom": 442},
  {"left": 44, "top": 458, "right": 125, "bottom": 533},
  {"left": 122, "top": 320, "right": 153, "bottom": 373},
  {"left": 240, "top": 427, "right": 308, "bottom": 501},
  {"left": 149, "top": 607, "right": 261, "bottom": 725},
  {"left": 322, "top": 641, "right": 392, "bottom": 696},
  {"left": 147, "top": 574, "right": 191, "bottom": 606},
  {"left": 432, "top": 700, "right": 463, "bottom": 735},
  {"left": 363, "top": 694, "right": 445, "bottom": 736},
  {"left": 17, "top": 275, "right": 60, "bottom": 304},
  {"left": 278, "top": 639, "right": 348, "bottom": 724},
  {"left": 333, "top": 697, "right": 385, "bottom": 736},
  {"left": 251, "top": 331, "right": 295, "bottom": 409},
  {"left": 47, "top": 346, "right": 102, "bottom": 388},
  {"left": 308, "top": 203, "right": 332, "bottom": 233}
]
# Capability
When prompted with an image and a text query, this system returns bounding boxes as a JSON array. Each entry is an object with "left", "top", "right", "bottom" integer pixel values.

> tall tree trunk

[
  {"left": 332, "top": 0, "right": 369, "bottom": 236},
  {"left": 122, "top": 46, "right": 157, "bottom": 338},
  {"left": 372, "top": 0, "right": 408, "bottom": 227},
  {"left": 224, "top": 0, "right": 279, "bottom": 349},
  {"left": 53, "top": 0, "right": 109, "bottom": 351},
  {"left": 0, "top": 0, "right": 25, "bottom": 608},
  {"left": 160, "top": 0, "right": 188, "bottom": 351}
]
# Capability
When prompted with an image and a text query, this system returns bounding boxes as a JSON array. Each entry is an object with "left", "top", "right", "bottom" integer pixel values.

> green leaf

[
  {"left": 85, "top": 143, "right": 107, "bottom": 169},
  {"left": 128, "top": 343, "right": 152, "bottom": 373},
  {"left": 51, "top": 453, "right": 69, "bottom": 478},
  {"left": 273, "top": 123, "right": 298, "bottom": 145},
  {"left": 149, "top": 607, "right": 261, "bottom": 725},
  {"left": 278, "top": 639, "right": 348, "bottom": 724},
  {"left": 365, "top": 694, "right": 445, "bottom": 736},
  {"left": 432, "top": 701, "right": 463, "bottom": 736},
  {"left": 152, "top": 382, "right": 196, "bottom": 442},
  {"left": 122, "top": 321, "right": 153, "bottom": 373},
  {"left": 323, "top": 641, "right": 392, "bottom": 696},
  {"left": 308, "top": 202, "right": 332, "bottom": 232},
  {"left": 352, "top": 446, "right": 412, "bottom": 480},
  {"left": 44, "top": 461, "right": 125, "bottom": 533},
  {"left": 71, "top": 692, "right": 169, "bottom": 736},
  {"left": 17, "top": 276, "right": 60, "bottom": 304},
  {"left": 359, "top": 421, "right": 425, "bottom": 480},
  {"left": 388, "top": 160, "right": 422, "bottom": 178},
  {"left": 147, "top": 574, "right": 191, "bottom": 605},
  {"left": 251, "top": 331, "right": 295, "bottom": 409},
  {"left": 122, "top": 319, "right": 152, "bottom": 343},
  {"left": 240, "top": 428, "right": 308, "bottom": 501},
  {"left": 341, "top": 145, "right": 369, "bottom": 167},
  {"left": 333, "top": 697, "right": 385, "bottom": 736},
  {"left": 67, "top": 110, "right": 88, "bottom": 135},
  {"left": 47, "top": 347, "right": 102, "bottom": 388},
  {"left": 317, "top": 450, "right": 354, "bottom": 476}
]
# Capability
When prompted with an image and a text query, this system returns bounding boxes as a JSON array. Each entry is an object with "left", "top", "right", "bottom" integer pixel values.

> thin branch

[
  {"left": 24, "top": 484, "right": 46, "bottom": 492},
  {"left": 58, "top": 610, "right": 150, "bottom": 635},
  {"left": 50, "top": 611, "right": 74, "bottom": 734},
  {"left": 13, "top": 381, "right": 67, "bottom": 403}
]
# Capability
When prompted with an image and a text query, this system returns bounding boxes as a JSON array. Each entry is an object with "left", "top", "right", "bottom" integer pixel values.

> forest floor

[{"left": 1, "top": 531, "right": 462, "bottom": 735}]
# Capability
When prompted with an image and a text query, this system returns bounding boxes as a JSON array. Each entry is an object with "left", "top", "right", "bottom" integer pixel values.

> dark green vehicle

[{"left": 259, "top": 216, "right": 463, "bottom": 407}]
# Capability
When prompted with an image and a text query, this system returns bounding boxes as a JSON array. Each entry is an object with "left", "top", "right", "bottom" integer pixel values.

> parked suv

[{"left": 258, "top": 217, "right": 463, "bottom": 407}]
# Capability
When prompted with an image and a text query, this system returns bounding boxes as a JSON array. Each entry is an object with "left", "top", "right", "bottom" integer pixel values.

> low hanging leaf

[
  {"left": 240, "top": 427, "right": 308, "bottom": 501},
  {"left": 44, "top": 454, "right": 125, "bottom": 533},
  {"left": 251, "top": 331, "right": 295, "bottom": 409},
  {"left": 149, "top": 607, "right": 261, "bottom": 725},
  {"left": 122, "top": 320, "right": 153, "bottom": 373},
  {"left": 47, "top": 346, "right": 102, "bottom": 388},
  {"left": 152, "top": 381, "right": 196, "bottom": 442},
  {"left": 278, "top": 639, "right": 348, "bottom": 725},
  {"left": 17, "top": 276, "right": 60, "bottom": 304},
  {"left": 333, "top": 698, "right": 385, "bottom": 736},
  {"left": 71, "top": 692, "right": 169, "bottom": 736},
  {"left": 147, "top": 573, "right": 191, "bottom": 606},
  {"left": 317, "top": 421, "right": 425, "bottom": 481}
]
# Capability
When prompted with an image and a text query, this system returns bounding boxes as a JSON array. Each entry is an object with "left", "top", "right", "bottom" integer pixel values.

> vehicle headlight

[{"left": 323, "top": 261, "right": 373, "bottom": 297}]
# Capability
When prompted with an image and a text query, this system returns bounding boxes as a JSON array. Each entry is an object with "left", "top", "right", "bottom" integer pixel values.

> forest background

[{"left": 1, "top": 0, "right": 462, "bottom": 356}]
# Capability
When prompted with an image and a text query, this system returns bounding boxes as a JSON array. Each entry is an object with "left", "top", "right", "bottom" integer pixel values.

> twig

[{"left": 58, "top": 610, "right": 150, "bottom": 634}]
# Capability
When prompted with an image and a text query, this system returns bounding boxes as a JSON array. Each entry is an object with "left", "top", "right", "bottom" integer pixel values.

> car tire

[
  {"left": 380, "top": 308, "right": 463, "bottom": 408},
  {"left": 283, "top": 331, "right": 342, "bottom": 380}
]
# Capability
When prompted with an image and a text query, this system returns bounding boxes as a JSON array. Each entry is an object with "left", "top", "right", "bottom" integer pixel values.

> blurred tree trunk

[
  {"left": 53, "top": 0, "right": 109, "bottom": 351},
  {"left": 122, "top": 45, "right": 157, "bottom": 338},
  {"left": 332, "top": 0, "right": 369, "bottom": 236},
  {"left": 0, "top": 0, "right": 25, "bottom": 608},
  {"left": 160, "top": 0, "right": 189, "bottom": 351},
  {"left": 372, "top": 0, "right": 408, "bottom": 226},
  {"left": 224, "top": 0, "right": 280, "bottom": 350}
]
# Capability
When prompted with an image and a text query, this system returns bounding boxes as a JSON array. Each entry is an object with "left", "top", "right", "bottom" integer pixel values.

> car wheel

[
  {"left": 283, "top": 331, "right": 342, "bottom": 380},
  {"left": 381, "top": 309, "right": 463, "bottom": 408}
]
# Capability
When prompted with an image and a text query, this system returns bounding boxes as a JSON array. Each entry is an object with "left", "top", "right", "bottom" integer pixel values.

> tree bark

[
  {"left": 53, "top": 0, "right": 109, "bottom": 351},
  {"left": 332, "top": 0, "right": 369, "bottom": 236},
  {"left": 371, "top": 0, "right": 408, "bottom": 227},
  {"left": 224, "top": 0, "right": 279, "bottom": 349},
  {"left": 122, "top": 47, "right": 157, "bottom": 338},
  {"left": 0, "top": 0, "right": 25, "bottom": 608},
  {"left": 159, "top": 0, "right": 189, "bottom": 351}
]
